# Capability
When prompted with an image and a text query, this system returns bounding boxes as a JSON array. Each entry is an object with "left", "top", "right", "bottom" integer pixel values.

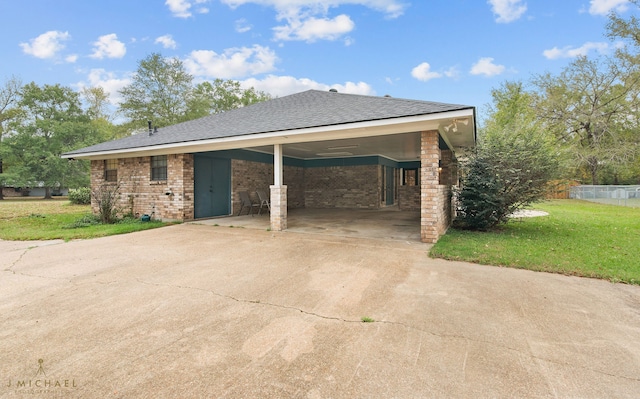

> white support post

[
  {"left": 274, "top": 144, "right": 283, "bottom": 186},
  {"left": 270, "top": 144, "right": 287, "bottom": 231}
]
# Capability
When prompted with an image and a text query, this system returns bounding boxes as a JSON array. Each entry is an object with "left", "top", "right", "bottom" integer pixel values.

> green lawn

[
  {"left": 431, "top": 200, "right": 640, "bottom": 285},
  {"left": 0, "top": 198, "right": 169, "bottom": 241}
]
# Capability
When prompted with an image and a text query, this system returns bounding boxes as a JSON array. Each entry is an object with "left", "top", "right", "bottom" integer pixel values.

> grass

[
  {"left": 361, "top": 316, "right": 375, "bottom": 323},
  {"left": 0, "top": 197, "right": 170, "bottom": 241},
  {"left": 430, "top": 200, "right": 640, "bottom": 285}
]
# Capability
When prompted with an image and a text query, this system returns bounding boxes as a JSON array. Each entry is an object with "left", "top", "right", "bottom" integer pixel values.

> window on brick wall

[
  {"left": 104, "top": 159, "right": 118, "bottom": 182},
  {"left": 151, "top": 155, "right": 168, "bottom": 181},
  {"left": 402, "top": 169, "right": 419, "bottom": 186}
]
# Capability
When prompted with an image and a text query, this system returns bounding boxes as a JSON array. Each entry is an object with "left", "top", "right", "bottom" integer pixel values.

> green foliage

[
  {"left": 360, "top": 316, "right": 375, "bottom": 323},
  {"left": 187, "top": 79, "right": 272, "bottom": 118},
  {"left": 0, "top": 200, "right": 168, "bottom": 240},
  {"left": 119, "top": 53, "right": 193, "bottom": 127},
  {"left": 432, "top": 200, "right": 640, "bottom": 285},
  {"left": 91, "top": 183, "right": 121, "bottom": 224},
  {"left": 63, "top": 214, "right": 100, "bottom": 229},
  {"left": 455, "top": 155, "right": 505, "bottom": 230},
  {"left": 456, "top": 82, "right": 559, "bottom": 230},
  {"left": 118, "top": 53, "right": 272, "bottom": 128},
  {"left": 533, "top": 56, "right": 639, "bottom": 184},
  {"left": 3, "top": 82, "right": 104, "bottom": 196},
  {"left": 68, "top": 187, "right": 91, "bottom": 205}
]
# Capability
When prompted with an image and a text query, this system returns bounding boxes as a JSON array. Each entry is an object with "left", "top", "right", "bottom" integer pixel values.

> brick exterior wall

[
  {"left": 89, "top": 144, "right": 457, "bottom": 243},
  {"left": 420, "top": 130, "right": 455, "bottom": 243},
  {"left": 230, "top": 159, "right": 304, "bottom": 215},
  {"left": 303, "top": 165, "right": 382, "bottom": 209},
  {"left": 90, "top": 154, "right": 194, "bottom": 221},
  {"left": 398, "top": 185, "right": 420, "bottom": 211}
]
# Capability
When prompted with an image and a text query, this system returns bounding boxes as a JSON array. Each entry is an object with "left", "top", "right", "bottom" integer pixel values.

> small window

[
  {"left": 402, "top": 168, "right": 419, "bottom": 186},
  {"left": 151, "top": 155, "right": 168, "bottom": 181},
  {"left": 104, "top": 159, "right": 118, "bottom": 182}
]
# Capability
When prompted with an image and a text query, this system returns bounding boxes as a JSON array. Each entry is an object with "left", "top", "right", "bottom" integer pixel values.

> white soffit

[{"left": 65, "top": 109, "right": 475, "bottom": 160}]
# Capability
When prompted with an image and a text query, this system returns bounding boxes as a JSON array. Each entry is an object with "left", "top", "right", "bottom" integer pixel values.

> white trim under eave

[{"left": 63, "top": 109, "right": 475, "bottom": 160}]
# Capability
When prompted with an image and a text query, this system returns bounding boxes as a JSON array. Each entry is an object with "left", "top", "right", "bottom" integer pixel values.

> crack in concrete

[
  {"left": 133, "top": 278, "right": 640, "bottom": 384},
  {"left": 4, "top": 247, "right": 32, "bottom": 273}
]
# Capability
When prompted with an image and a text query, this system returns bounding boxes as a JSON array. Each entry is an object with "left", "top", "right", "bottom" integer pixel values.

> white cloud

[
  {"left": 240, "top": 74, "right": 374, "bottom": 97},
  {"left": 221, "top": 0, "right": 406, "bottom": 18},
  {"left": 166, "top": 0, "right": 210, "bottom": 18},
  {"left": 75, "top": 69, "right": 131, "bottom": 104},
  {"left": 488, "top": 0, "right": 527, "bottom": 23},
  {"left": 220, "top": 0, "right": 407, "bottom": 41},
  {"left": 411, "top": 62, "right": 442, "bottom": 82},
  {"left": 470, "top": 57, "right": 505, "bottom": 77},
  {"left": 20, "top": 30, "right": 70, "bottom": 59},
  {"left": 588, "top": 0, "right": 629, "bottom": 15},
  {"left": 184, "top": 45, "right": 278, "bottom": 79},
  {"left": 65, "top": 54, "right": 79, "bottom": 63},
  {"left": 155, "top": 34, "right": 178, "bottom": 49},
  {"left": 543, "top": 41, "right": 610, "bottom": 59},
  {"left": 443, "top": 66, "right": 460, "bottom": 79},
  {"left": 235, "top": 18, "right": 253, "bottom": 33},
  {"left": 274, "top": 14, "right": 355, "bottom": 42},
  {"left": 90, "top": 34, "right": 126, "bottom": 59}
]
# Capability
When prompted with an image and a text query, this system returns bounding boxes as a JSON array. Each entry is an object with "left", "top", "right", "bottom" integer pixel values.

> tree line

[
  {"left": 455, "top": 3, "right": 640, "bottom": 230},
  {"left": 1, "top": 5, "right": 640, "bottom": 202},
  {"left": 0, "top": 53, "right": 271, "bottom": 199}
]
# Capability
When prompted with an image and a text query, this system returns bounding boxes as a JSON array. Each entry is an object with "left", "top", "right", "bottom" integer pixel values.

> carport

[
  {"left": 194, "top": 207, "right": 422, "bottom": 242},
  {"left": 62, "top": 89, "right": 476, "bottom": 243}
]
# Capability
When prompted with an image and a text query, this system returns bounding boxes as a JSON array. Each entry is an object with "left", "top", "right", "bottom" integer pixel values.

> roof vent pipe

[{"left": 148, "top": 120, "right": 153, "bottom": 136}]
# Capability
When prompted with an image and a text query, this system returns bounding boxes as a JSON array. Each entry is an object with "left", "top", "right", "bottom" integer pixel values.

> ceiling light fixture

[
  {"left": 326, "top": 144, "right": 359, "bottom": 150},
  {"left": 316, "top": 152, "right": 353, "bottom": 157}
]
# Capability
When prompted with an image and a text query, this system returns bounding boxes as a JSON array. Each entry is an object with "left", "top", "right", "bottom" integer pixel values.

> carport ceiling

[{"left": 247, "top": 132, "right": 418, "bottom": 161}]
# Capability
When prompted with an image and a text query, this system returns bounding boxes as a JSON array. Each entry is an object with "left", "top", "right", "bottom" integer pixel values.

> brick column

[
  {"left": 440, "top": 149, "right": 453, "bottom": 186},
  {"left": 420, "top": 130, "right": 444, "bottom": 243},
  {"left": 270, "top": 185, "right": 287, "bottom": 231}
]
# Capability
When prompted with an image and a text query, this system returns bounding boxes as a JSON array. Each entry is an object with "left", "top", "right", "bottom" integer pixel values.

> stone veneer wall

[
  {"left": 90, "top": 154, "right": 194, "bottom": 221},
  {"left": 303, "top": 164, "right": 382, "bottom": 209},
  {"left": 398, "top": 185, "right": 421, "bottom": 211}
]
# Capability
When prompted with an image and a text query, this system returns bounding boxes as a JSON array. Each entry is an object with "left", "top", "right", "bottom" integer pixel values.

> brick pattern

[
  {"left": 90, "top": 154, "right": 194, "bottom": 221},
  {"left": 230, "top": 159, "right": 304, "bottom": 215},
  {"left": 304, "top": 165, "right": 382, "bottom": 209},
  {"left": 270, "top": 185, "right": 287, "bottom": 230},
  {"left": 398, "top": 185, "right": 420, "bottom": 211},
  {"left": 420, "top": 130, "right": 452, "bottom": 243},
  {"left": 89, "top": 146, "right": 457, "bottom": 240}
]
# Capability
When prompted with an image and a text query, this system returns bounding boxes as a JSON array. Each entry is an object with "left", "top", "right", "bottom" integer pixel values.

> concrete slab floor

[
  {"left": 1, "top": 224, "right": 639, "bottom": 398},
  {"left": 192, "top": 207, "right": 422, "bottom": 242}
]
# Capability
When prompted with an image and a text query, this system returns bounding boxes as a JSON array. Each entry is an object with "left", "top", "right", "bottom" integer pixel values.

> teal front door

[{"left": 194, "top": 155, "right": 231, "bottom": 218}]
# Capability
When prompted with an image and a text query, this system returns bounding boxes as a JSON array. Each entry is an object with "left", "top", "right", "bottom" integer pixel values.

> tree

[
  {"left": 455, "top": 82, "right": 559, "bottom": 230},
  {"left": 533, "top": 56, "right": 640, "bottom": 184},
  {"left": 4, "top": 83, "right": 96, "bottom": 198},
  {"left": 119, "top": 53, "right": 194, "bottom": 128},
  {"left": 0, "top": 76, "right": 22, "bottom": 200},
  {"left": 119, "top": 53, "right": 273, "bottom": 130},
  {"left": 187, "top": 79, "right": 272, "bottom": 118}
]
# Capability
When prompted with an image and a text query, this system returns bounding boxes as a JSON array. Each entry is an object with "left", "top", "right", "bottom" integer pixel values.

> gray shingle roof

[{"left": 64, "top": 89, "right": 473, "bottom": 156}]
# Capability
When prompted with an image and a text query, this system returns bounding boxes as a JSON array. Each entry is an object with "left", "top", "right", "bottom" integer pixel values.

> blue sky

[{"left": 0, "top": 0, "right": 635, "bottom": 120}]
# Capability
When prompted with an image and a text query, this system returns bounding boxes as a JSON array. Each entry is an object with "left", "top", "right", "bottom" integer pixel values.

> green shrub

[
  {"left": 92, "top": 183, "right": 121, "bottom": 224},
  {"left": 69, "top": 187, "right": 92, "bottom": 205},
  {"left": 63, "top": 214, "right": 101, "bottom": 229}
]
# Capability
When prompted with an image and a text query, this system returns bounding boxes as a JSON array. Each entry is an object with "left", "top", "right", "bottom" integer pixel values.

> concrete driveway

[{"left": 1, "top": 224, "right": 639, "bottom": 398}]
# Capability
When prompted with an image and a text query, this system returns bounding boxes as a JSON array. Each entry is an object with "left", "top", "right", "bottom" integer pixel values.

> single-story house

[{"left": 63, "top": 89, "right": 476, "bottom": 243}]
